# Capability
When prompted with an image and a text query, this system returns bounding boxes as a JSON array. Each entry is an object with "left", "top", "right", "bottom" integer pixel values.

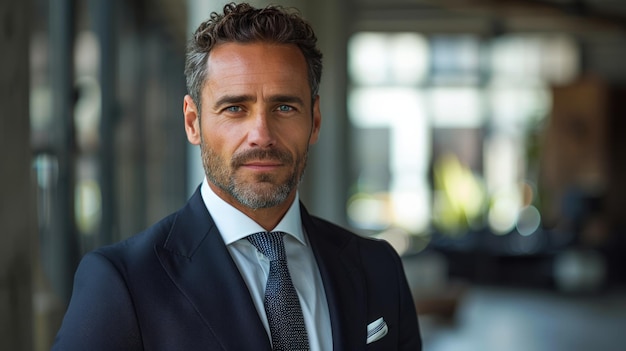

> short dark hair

[{"left": 184, "top": 2, "right": 323, "bottom": 111}]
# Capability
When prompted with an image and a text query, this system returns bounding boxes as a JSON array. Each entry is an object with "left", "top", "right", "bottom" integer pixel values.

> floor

[{"left": 419, "top": 285, "right": 626, "bottom": 351}]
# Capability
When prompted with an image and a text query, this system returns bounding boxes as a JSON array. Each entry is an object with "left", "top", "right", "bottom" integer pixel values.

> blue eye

[
  {"left": 225, "top": 106, "right": 242, "bottom": 113},
  {"left": 277, "top": 105, "right": 294, "bottom": 112}
]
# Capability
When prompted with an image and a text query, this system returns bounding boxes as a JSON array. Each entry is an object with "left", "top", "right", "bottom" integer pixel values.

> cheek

[
  {"left": 202, "top": 124, "right": 239, "bottom": 155},
  {"left": 288, "top": 135, "right": 313, "bottom": 159}
]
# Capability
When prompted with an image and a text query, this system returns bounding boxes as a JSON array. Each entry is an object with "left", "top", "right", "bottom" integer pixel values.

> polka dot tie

[{"left": 247, "top": 231, "right": 310, "bottom": 351}]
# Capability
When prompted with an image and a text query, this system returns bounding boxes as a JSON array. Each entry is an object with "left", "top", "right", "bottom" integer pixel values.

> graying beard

[{"left": 228, "top": 181, "right": 292, "bottom": 209}]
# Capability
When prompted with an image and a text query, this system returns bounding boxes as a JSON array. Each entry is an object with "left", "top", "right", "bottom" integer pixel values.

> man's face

[{"left": 188, "top": 42, "right": 321, "bottom": 210}]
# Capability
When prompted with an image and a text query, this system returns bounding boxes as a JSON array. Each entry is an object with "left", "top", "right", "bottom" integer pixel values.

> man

[{"left": 53, "top": 3, "right": 421, "bottom": 350}]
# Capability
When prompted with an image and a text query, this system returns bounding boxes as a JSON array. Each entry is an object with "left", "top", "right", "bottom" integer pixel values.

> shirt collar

[{"left": 200, "top": 178, "right": 305, "bottom": 246}]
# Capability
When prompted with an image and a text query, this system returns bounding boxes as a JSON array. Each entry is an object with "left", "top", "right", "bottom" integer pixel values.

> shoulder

[
  {"left": 95, "top": 188, "right": 207, "bottom": 262},
  {"left": 85, "top": 210, "right": 180, "bottom": 275},
  {"left": 100, "top": 212, "right": 176, "bottom": 254},
  {"left": 307, "top": 214, "right": 400, "bottom": 261}
]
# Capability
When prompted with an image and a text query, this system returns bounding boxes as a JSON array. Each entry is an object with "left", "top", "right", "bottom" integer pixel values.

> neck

[{"left": 208, "top": 182, "right": 296, "bottom": 231}]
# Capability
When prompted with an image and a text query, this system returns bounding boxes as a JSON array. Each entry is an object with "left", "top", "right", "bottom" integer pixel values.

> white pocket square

[{"left": 366, "top": 317, "right": 388, "bottom": 344}]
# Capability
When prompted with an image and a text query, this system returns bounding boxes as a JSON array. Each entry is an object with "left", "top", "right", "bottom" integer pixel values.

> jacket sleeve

[
  {"left": 52, "top": 251, "right": 143, "bottom": 351},
  {"left": 386, "top": 243, "right": 423, "bottom": 351}
]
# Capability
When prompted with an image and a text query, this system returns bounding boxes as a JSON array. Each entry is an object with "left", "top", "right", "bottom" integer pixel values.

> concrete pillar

[
  {"left": 0, "top": 0, "right": 34, "bottom": 350},
  {"left": 300, "top": 0, "right": 351, "bottom": 226}
]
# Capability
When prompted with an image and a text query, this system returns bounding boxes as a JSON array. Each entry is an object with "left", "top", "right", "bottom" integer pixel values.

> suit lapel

[
  {"left": 301, "top": 205, "right": 367, "bottom": 350},
  {"left": 155, "top": 189, "right": 271, "bottom": 351}
]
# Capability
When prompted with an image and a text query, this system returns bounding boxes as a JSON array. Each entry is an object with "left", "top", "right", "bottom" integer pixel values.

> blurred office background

[{"left": 2, "top": 0, "right": 626, "bottom": 350}]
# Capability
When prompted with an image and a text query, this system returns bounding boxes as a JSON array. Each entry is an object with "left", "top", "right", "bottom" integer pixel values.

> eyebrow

[
  {"left": 267, "top": 95, "right": 305, "bottom": 106},
  {"left": 213, "top": 94, "right": 255, "bottom": 109}
]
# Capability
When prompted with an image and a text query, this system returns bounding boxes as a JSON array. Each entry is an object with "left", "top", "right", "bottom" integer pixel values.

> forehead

[{"left": 204, "top": 42, "right": 310, "bottom": 95}]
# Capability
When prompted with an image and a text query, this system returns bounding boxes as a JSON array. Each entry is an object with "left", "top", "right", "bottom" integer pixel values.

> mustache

[{"left": 231, "top": 148, "right": 293, "bottom": 168}]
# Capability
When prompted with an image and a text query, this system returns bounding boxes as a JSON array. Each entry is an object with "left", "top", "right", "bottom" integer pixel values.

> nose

[{"left": 247, "top": 111, "right": 276, "bottom": 148}]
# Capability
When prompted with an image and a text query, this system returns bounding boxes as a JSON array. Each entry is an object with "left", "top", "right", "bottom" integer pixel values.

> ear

[
  {"left": 183, "top": 95, "right": 201, "bottom": 145},
  {"left": 309, "top": 95, "right": 322, "bottom": 145}
]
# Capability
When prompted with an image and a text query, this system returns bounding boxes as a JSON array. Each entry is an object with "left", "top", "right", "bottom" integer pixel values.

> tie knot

[{"left": 247, "top": 231, "right": 286, "bottom": 261}]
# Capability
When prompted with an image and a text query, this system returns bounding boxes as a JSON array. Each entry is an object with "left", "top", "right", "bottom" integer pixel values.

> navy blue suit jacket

[{"left": 53, "top": 189, "right": 421, "bottom": 350}]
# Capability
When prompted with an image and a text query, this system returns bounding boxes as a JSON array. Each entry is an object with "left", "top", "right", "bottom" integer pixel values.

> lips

[{"left": 242, "top": 160, "right": 283, "bottom": 170}]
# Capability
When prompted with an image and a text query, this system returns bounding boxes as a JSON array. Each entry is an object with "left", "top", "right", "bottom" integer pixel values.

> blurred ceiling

[
  {"left": 352, "top": 0, "right": 626, "bottom": 34},
  {"left": 150, "top": 0, "right": 626, "bottom": 48}
]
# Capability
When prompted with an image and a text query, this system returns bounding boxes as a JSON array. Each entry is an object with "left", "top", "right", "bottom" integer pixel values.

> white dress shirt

[{"left": 200, "top": 179, "right": 332, "bottom": 350}]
